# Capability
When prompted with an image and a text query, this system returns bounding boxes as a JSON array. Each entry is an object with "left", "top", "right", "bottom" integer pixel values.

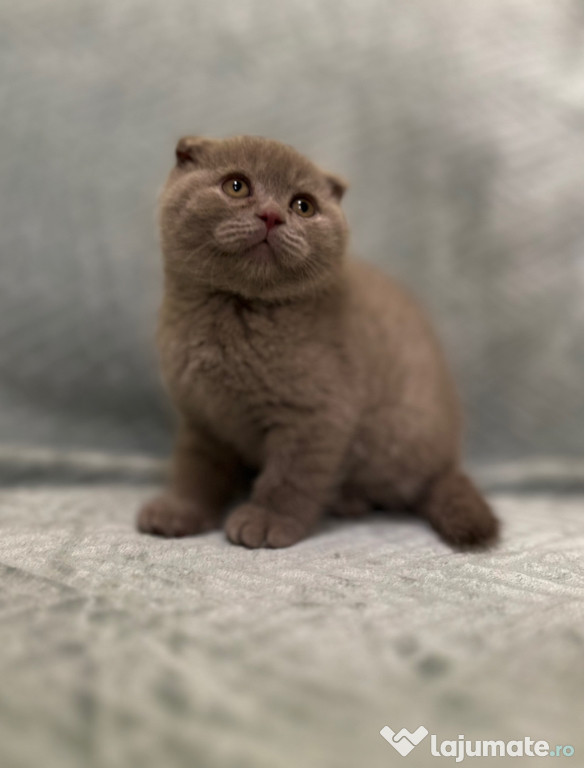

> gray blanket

[{"left": 0, "top": 479, "right": 582, "bottom": 768}]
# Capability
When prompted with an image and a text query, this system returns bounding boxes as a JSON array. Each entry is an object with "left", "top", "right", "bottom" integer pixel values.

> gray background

[{"left": 0, "top": 0, "right": 582, "bottom": 468}]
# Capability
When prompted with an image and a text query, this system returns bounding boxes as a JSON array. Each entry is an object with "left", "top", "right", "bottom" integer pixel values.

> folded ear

[
  {"left": 323, "top": 171, "right": 348, "bottom": 202},
  {"left": 175, "top": 136, "right": 213, "bottom": 167}
]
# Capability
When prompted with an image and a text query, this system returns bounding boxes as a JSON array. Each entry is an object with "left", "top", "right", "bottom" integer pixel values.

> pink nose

[{"left": 257, "top": 210, "right": 284, "bottom": 231}]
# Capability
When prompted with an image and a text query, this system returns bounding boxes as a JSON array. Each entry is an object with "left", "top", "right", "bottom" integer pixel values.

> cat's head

[{"left": 159, "top": 135, "right": 349, "bottom": 300}]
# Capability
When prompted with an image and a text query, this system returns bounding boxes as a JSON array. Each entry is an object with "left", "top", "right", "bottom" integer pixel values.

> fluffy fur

[{"left": 137, "top": 135, "right": 499, "bottom": 549}]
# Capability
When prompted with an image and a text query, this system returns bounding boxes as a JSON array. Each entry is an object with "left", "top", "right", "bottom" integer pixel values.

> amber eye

[
  {"left": 290, "top": 196, "right": 315, "bottom": 217},
  {"left": 222, "top": 177, "right": 250, "bottom": 198}
]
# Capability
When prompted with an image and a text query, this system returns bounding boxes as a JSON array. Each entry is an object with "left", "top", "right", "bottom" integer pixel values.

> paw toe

[
  {"left": 225, "top": 504, "right": 307, "bottom": 549},
  {"left": 265, "top": 519, "right": 304, "bottom": 548}
]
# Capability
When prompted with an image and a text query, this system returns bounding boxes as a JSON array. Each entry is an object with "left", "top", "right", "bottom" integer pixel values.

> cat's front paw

[
  {"left": 224, "top": 503, "right": 309, "bottom": 549},
  {"left": 137, "top": 493, "right": 219, "bottom": 538}
]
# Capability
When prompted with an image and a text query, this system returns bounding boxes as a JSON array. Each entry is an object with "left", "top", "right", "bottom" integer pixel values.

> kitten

[{"left": 137, "top": 135, "right": 499, "bottom": 549}]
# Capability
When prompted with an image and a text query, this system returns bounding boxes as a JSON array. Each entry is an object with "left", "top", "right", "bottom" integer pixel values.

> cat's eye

[
  {"left": 290, "top": 196, "right": 315, "bottom": 218},
  {"left": 222, "top": 177, "right": 251, "bottom": 198}
]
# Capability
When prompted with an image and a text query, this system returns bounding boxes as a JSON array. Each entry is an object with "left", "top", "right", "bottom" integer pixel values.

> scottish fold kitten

[{"left": 137, "top": 135, "right": 499, "bottom": 549}]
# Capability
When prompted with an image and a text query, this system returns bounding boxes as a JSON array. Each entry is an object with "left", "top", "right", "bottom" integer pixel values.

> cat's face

[{"left": 159, "top": 136, "right": 349, "bottom": 300}]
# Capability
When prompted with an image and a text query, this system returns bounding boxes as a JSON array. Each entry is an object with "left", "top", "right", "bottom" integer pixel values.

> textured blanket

[{"left": 1, "top": 482, "right": 581, "bottom": 768}]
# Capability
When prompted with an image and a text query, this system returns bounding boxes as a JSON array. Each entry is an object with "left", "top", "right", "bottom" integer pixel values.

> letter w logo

[{"left": 380, "top": 725, "right": 429, "bottom": 756}]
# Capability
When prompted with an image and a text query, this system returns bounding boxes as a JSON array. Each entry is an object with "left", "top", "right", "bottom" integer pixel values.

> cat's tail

[{"left": 417, "top": 470, "right": 500, "bottom": 548}]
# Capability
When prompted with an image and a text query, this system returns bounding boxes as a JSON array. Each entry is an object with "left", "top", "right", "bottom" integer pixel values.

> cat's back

[
  {"left": 344, "top": 257, "right": 459, "bottom": 419},
  {"left": 345, "top": 258, "right": 437, "bottom": 351}
]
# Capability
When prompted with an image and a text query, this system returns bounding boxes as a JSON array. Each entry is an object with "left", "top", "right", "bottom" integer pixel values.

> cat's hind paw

[{"left": 418, "top": 471, "right": 500, "bottom": 548}]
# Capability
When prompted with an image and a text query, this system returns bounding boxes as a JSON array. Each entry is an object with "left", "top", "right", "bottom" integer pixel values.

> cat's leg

[
  {"left": 224, "top": 419, "right": 350, "bottom": 548},
  {"left": 137, "top": 424, "right": 244, "bottom": 537},
  {"left": 415, "top": 470, "right": 499, "bottom": 548}
]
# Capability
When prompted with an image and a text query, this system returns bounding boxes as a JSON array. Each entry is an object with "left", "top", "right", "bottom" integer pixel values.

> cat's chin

[{"left": 242, "top": 240, "right": 274, "bottom": 262}]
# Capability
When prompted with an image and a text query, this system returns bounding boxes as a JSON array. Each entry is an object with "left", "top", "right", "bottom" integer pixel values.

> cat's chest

[{"left": 160, "top": 308, "right": 305, "bottom": 454}]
